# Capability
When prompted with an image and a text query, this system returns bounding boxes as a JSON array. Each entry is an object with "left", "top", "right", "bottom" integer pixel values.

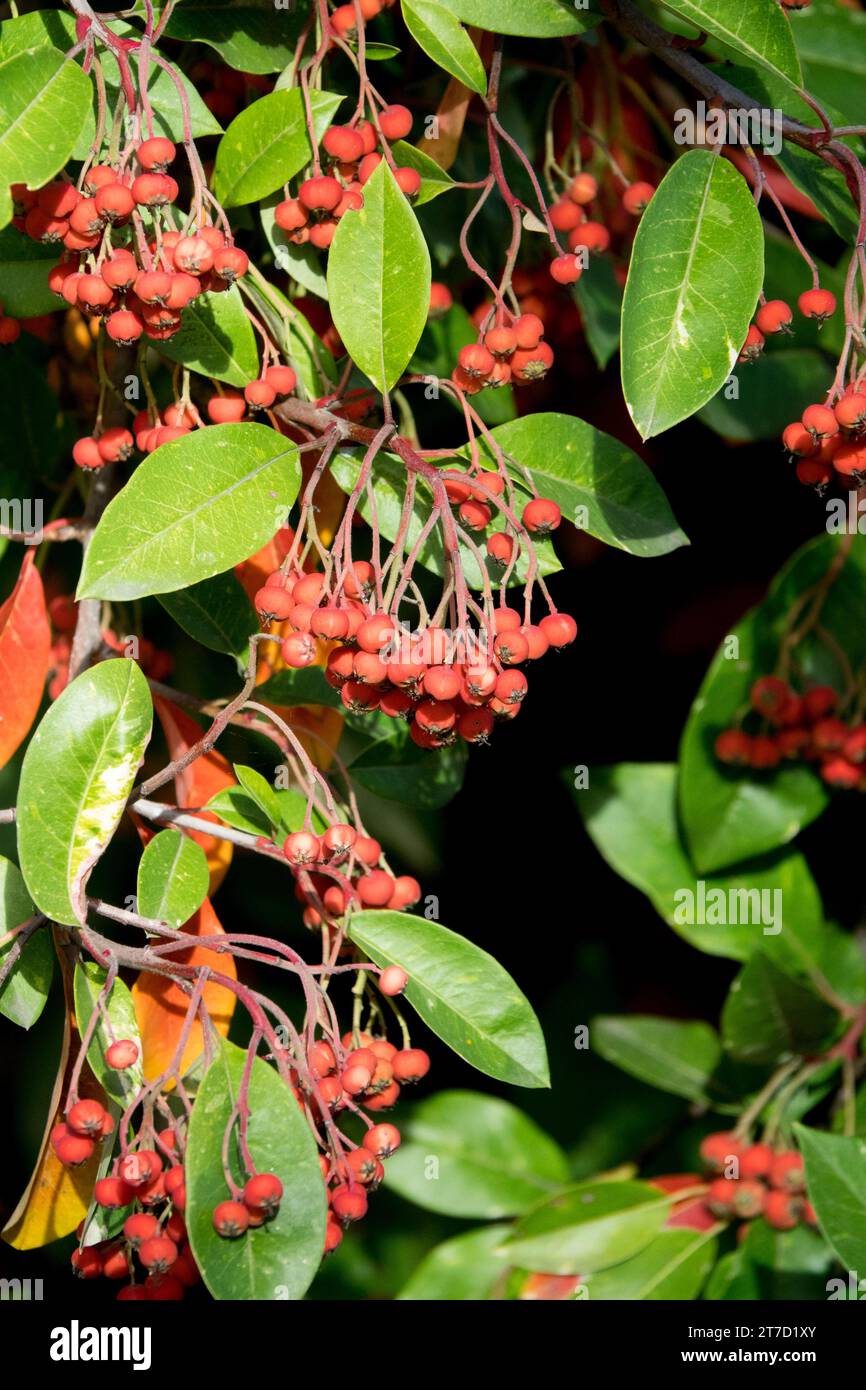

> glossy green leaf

[
  {"left": 73, "top": 962, "right": 144, "bottom": 1106},
  {"left": 78, "top": 424, "right": 300, "bottom": 602},
  {"left": 213, "top": 89, "right": 343, "bottom": 208},
  {"left": 576, "top": 762, "right": 866, "bottom": 1000},
  {"left": 574, "top": 256, "right": 623, "bottom": 371},
  {"left": 678, "top": 535, "right": 866, "bottom": 873},
  {"left": 660, "top": 0, "right": 801, "bottom": 86},
  {"left": 0, "top": 10, "right": 75, "bottom": 58},
  {"left": 465, "top": 412, "right": 688, "bottom": 557},
  {"left": 154, "top": 285, "right": 259, "bottom": 387},
  {"left": 0, "top": 227, "right": 63, "bottom": 317},
  {"left": 186, "top": 1039, "right": 327, "bottom": 1300},
  {"left": 254, "top": 667, "right": 341, "bottom": 711},
  {"left": 384, "top": 1090, "right": 569, "bottom": 1218},
  {"left": 584, "top": 1226, "right": 719, "bottom": 1300},
  {"left": 503, "top": 1180, "right": 668, "bottom": 1274},
  {"left": 592, "top": 1015, "right": 722, "bottom": 1103},
  {"left": 721, "top": 953, "right": 839, "bottom": 1065},
  {"left": 347, "top": 910, "right": 549, "bottom": 1087},
  {"left": 164, "top": 0, "right": 308, "bottom": 73},
  {"left": 792, "top": 0, "right": 866, "bottom": 127},
  {"left": 0, "top": 47, "right": 92, "bottom": 228},
  {"left": 205, "top": 787, "right": 271, "bottom": 838},
  {"left": 157, "top": 570, "right": 256, "bottom": 666},
  {"left": 73, "top": 66, "right": 222, "bottom": 161},
  {"left": 699, "top": 350, "right": 834, "bottom": 442},
  {"left": 137, "top": 830, "right": 209, "bottom": 928},
  {"left": 739, "top": 1216, "right": 836, "bottom": 1300},
  {"left": 330, "top": 447, "right": 560, "bottom": 588},
  {"left": 794, "top": 1125, "right": 866, "bottom": 1273},
  {"left": 621, "top": 151, "right": 763, "bottom": 440},
  {"left": 348, "top": 726, "right": 467, "bottom": 809},
  {"left": 0, "top": 856, "right": 52, "bottom": 1029},
  {"left": 401, "top": 0, "right": 487, "bottom": 94},
  {"left": 390, "top": 140, "right": 457, "bottom": 205},
  {"left": 446, "top": 0, "right": 600, "bottom": 37},
  {"left": 17, "top": 660, "right": 152, "bottom": 927},
  {"left": 397, "top": 1224, "right": 512, "bottom": 1300},
  {"left": 233, "top": 765, "right": 284, "bottom": 832},
  {"left": 327, "top": 161, "right": 431, "bottom": 394}
]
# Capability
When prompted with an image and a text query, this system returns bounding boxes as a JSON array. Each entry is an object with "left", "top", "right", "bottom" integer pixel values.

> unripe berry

[
  {"left": 243, "top": 1172, "right": 283, "bottom": 1216},
  {"left": 379, "top": 104, "right": 413, "bottom": 140},
  {"left": 798, "top": 287, "right": 836, "bottom": 322},
  {"left": 213, "top": 1200, "right": 250, "bottom": 1238},
  {"left": 756, "top": 299, "right": 793, "bottom": 334},
  {"left": 379, "top": 965, "right": 408, "bottom": 996},
  {"left": 622, "top": 181, "right": 655, "bottom": 215},
  {"left": 137, "top": 137, "right": 176, "bottom": 170}
]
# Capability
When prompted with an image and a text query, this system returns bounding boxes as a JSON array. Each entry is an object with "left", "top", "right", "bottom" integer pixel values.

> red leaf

[{"left": 0, "top": 552, "right": 51, "bottom": 768}]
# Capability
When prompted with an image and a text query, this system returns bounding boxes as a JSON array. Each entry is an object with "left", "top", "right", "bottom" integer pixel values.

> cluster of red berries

[
  {"left": 15, "top": 139, "right": 249, "bottom": 351},
  {"left": 328, "top": 0, "right": 397, "bottom": 42},
  {"left": 274, "top": 104, "right": 419, "bottom": 251},
  {"left": 699, "top": 1132, "right": 815, "bottom": 1232},
  {"left": 51, "top": 1084, "right": 199, "bottom": 1300},
  {"left": 452, "top": 313, "right": 557, "bottom": 392},
  {"left": 254, "top": 564, "right": 577, "bottom": 748},
  {"left": 547, "top": 170, "right": 655, "bottom": 286},
  {"left": 282, "top": 821, "right": 422, "bottom": 920},
  {"left": 715, "top": 676, "right": 866, "bottom": 789}
]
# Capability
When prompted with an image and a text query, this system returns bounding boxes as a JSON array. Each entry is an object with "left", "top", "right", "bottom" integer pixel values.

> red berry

[
  {"left": 394, "top": 167, "right": 421, "bottom": 198},
  {"left": 764, "top": 1190, "right": 802, "bottom": 1230},
  {"left": 105, "top": 309, "right": 144, "bottom": 345},
  {"left": 94, "top": 183, "right": 135, "bottom": 222},
  {"left": 213, "top": 1200, "right": 250, "bottom": 1238},
  {"left": 749, "top": 674, "right": 789, "bottom": 718},
  {"left": 379, "top": 104, "right": 413, "bottom": 140},
  {"left": 95, "top": 1176, "right": 135, "bottom": 1208},
  {"left": 212, "top": 246, "right": 249, "bottom": 283},
  {"left": 71, "top": 1246, "right": 104, "bottom": 1279},
  {"left": 429, "top": 282, "right": 452, "bottom": 317},
  {"left": 523, "top": 497, "right": 561, "bottom": 534},
  {"left": 768, "top": 1150, "right": 805, "bottom": 1193},
  {"left": 738, "top": 324, "right": 765, "bottom": 363},
  {"left": 282, "top": 632, "right": 318, "bottom": 668},
  {"left": 622, "top": 181, "right": 655, "bottom": 215},
  {"left": 357, "top": 870, "right": 395, "bottom": 907},
  {"left": 739, "top": 1143, "right": 774, "bottom": 1180},
  {"left": 705, "top": 1177, "right": 736, "bottom": 1217},
  {"left": 55, "top": 1133, "right": 96, "bottom": 1167},
  {"left": 284, "top": 830, "right": 321, "bottom": 866},
  {"left": 131, "top": 173, "right": 178, "bottom": 207},
  {"left": 324, "top": 125, "right": 366, "bottom": 161},
  {"left": 243, "top": 1172, "right": 284, "bottom": 1216},
  {"left": 173, "top": 234, "right": 215, "bottom": 275},
  {"left": 550, "top": 254, "right": 582, "bottom": 285},
  {"left": 207, "top": 393, "right": 246, "bottom": 424},
  {"left": 749, "top": 735, "right": 780, "bottom": 770},
  {"left": 264, "top": 364, "right": 297, "bottom": 396},
  {"left": 67, "top": 1099, "right": 108, "bottom": 1137},
  {"left": 803, "top": 685, "right": 837, "bottom": 721},
  {"left": 511, "top": 342, "right": 554, "bottom": 382},
  {"left": 568, "top": 222, "right": 610, "bottom": 254},
  {"left": 392, "top": 1048, "right": 430, "bottom": 1083},
  {"left": 513, "top": 313, "right": 544, "bottom": 350},
  {"left": 331, "top": 1184, "right": 368, "bottom": 1222},
  {"left": 275, "top": 198, "right": 308, "bottom": 231},
  {"left": 299, "top": 176, "right": 342, "bottom": 212},
  {"left": 699, "top": 1131, "right": 743, "bottom": 1174},
  {"left": 124, "top": 1212, "right": 159, "bottom": 1247},
  {"left": 714, "top": 729, "right": 752, "bottom": 765},
  {"left": 379, "top": 965, "right": 408, "bottom": 996},
  {"left": 798, "top": 287, "right": 836, "bottom": 322},
  {"left": 538, "top": 612, "right": 577, "bottom": 648},
  {"left": 568, "top": 172, "right": 598, "bottom": 205},
  {"left": 139, "top": 1235, "right": 178, "bottom": 1273},
  {"left": 106, "top": 1038, "right": 139, "bottom": 1070},
  {"left": 756, "top": 299, "right": 793, "bottom": 334},
  {"left": 245, "top": 379, "right": 277, "bottom": 410},
  {"left": 458, "top": 343, "right": 495, "bottom": 379},
  {"left": 363, "top": 1123, "right": 400, "bottom": 1158},
  {"left": 137, "top": 137, "right": 176, "bottom": 170},
  {"left": 802, "top": 403, "right": 838, "bottom": 439},
  {"left": 485, "top": 326, "right": 517, "bottom": 357},
  {"left": 834, "top": 393, "right": 866, "bottom": 430}
]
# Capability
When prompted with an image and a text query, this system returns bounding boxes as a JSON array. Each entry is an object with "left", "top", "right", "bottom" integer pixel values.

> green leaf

[
  {"left": 73, "top": 962, "right": 144, "bottom": 1105},
  {"left": 503, "top": 1180, "right": 668, "bottom": 1274},
  {"left": 164, "top": 0, "right": 309, "bottom": 74},
  {"left": 254, "top": 667, "right": 342, "bottom": 710},
  {"left": 261, "top": 205, "right": 328, "bottom": 299},
  {"left": 157, "top": 570, "right": 256, "bottom": 666},
  {"left": 327, "top": 161, "right": 431, "bottom": 394},
  {"left": 401, "top": 0, "right": 487, "bottom": 94},
  {"left": 383, "top": 1090, "right": 569, "bottom": 1218},
  {"left": 233, "top": 765, "right": 284, "bottom": 832},
  {"left": 574, "top": 256, "right": 623, "bottom": 371},
  {"left": 464, "top": 412, "right": 688, "bottom": 558},
  {"left": 678, "top": 535, "right": 866, "bottom": 873},
  {"left": 794, "top": 1125, "right": 866, "bottom": 1272},
  {"left": 592, "top": 1015, "right": 723, "bottom": 1103},
  {"left": 0, "top": 855, "right": 52, "bottom": 1029},
  {"left": 137, "top": 830, "right": 209, "bottom": 929},
  {"left": 390, "top": 140, "right": 457, "bottom": 206},
  {"left": 621, "top": 150, "right": 763, "bottom": 440},
  {"left": 396, "top": 1224, "right": 512, "bottom": 1300},
  {"left": 0, "top": 227, "right": 63, "bottom": 317},
  {"left": 446, "top": 0, "right": 600, "bottom": 38},
  {"left": 347, "top": 910, "right": 549, "bottom": 1088},
  {"left": 576, "top": 762, "right": 866, "bottom": 1000},
  {"left": 721, "top": 953, "right": 839, "bottom": 1065},
  {"left": 213, "top": 89, "right": 343, "bottom": 208},
  {"left": 584, "top": 1225, "right": 719, "bottom": 1300},
  {"left": 0, "top": 10, "right": 76, "bottom": 58},
  {"left": 154, "top": 285, "right": 259, "bottom": 387},
  {"left": 186, "top": 1039, "right": 327, "bottom": 1300},
  {"left": 659, "top": 0, "right": 801, "bottom": 86},
  {"left": 348, "top": 726, "right": 467, "bottom": 809},
  {"left": 73, "top": 66, "right": 223, "bottom": 161},
  {"left": 699, "top": 350, "right": 834, "bottom": 443},
  {"left": 792, "top": 1, "right": 866, "bottom": 127},
  {"left": 16, "top": 660, "right": 153, "bottom": 928},
  {"left": 205, "top": 787, "right": 271, "bottom": 838},
  {"left": 77, "top": 424, "right": 300, "bottom": 602},
  {"left": 0, "top": 47, "right": 92, "bottom": 227},
  {"left": 330, "top": 447, "right": 560, "bottom": 588}
]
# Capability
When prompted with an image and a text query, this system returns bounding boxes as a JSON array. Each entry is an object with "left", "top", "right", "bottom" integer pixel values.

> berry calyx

[{"left": 798, "top": 287, "right": 836, "bottom": 322}]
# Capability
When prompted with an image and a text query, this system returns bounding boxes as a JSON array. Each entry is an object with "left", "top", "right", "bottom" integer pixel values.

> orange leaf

[
  {"left": 2, "top": 931, "right": 105, "bottom": 1249},
  {"left": 132, "top": 896, "right": 237, "bottom": 1082},
  {"left": 0, "top": 551, "right": 51, "bottom": 769},
  {"left": 153, "top": 697, "right": 236, "bottom": 893}
]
